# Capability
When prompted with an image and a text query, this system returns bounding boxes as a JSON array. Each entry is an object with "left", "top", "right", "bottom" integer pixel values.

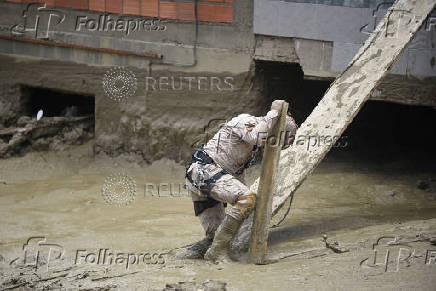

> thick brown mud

[{"left": 0, "top": 142, "right": 435, "bottom": 290}]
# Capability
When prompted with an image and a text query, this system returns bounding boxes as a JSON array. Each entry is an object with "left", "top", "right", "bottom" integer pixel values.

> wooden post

[{"left": 248, "top": 102, "right": 288, "bottom": 264}]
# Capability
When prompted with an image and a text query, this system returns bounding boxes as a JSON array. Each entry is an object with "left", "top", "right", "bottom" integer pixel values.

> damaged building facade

[{"left": 0, "top": 0, "right": 435, "bottom": 162}]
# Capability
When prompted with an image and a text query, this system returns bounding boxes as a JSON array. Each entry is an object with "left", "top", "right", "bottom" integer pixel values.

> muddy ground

[{"left": 0, "top": 141, "right": 435, "bottom": 290}]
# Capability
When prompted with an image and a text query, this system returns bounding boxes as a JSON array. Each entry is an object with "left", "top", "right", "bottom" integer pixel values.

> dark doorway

[
  {"left": 255, "top": 60, "right": 436, "bottom": 168},
  {"left": 254, "top": 60, "right": 330, "bottom": 125},
  {"left": 340, "top": 101, "right": 436, "bottom": 166},
  {"left": 0, "top": 86, "right": 97, "bottom": 156},
  {"left": 20, "top": 86, "right": 94, "bottom": 118}
]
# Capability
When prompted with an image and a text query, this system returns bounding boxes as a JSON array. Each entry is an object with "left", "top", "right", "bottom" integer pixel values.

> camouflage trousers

[{"left": 186, "top": 162, "right": 252, "bottom": 238}]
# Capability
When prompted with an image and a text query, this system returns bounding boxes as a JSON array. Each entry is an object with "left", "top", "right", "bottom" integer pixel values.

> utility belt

[{"left": 185, "top": 147, "right": 228, "bottom": 216}]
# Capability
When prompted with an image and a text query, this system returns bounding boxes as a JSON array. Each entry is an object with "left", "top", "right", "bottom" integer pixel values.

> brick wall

[{"left": 6, "top": 0, "right": 234, "bottom": 23}]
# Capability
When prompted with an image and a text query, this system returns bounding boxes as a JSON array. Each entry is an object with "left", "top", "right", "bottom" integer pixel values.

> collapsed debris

[
  {"left": 321, "top": 234, "right": 350, "bottom": 254},
  {"left": 417, "top": 178, "right": 436, "bottom": 193},
  {"left": 0, "top": 115, "right": 93, "bottom": 158},
  {"left": 163, "top": 280, "right": 227, "bottom": 291}
]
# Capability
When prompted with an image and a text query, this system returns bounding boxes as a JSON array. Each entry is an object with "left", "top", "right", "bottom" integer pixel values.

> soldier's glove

[{"left": 271, "top": 99, "right": 285, "bottom": 111}]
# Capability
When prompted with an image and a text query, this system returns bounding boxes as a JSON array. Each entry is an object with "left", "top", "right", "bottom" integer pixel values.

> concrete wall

[
  {"left": 254, "top": 0, "right": 436, "bottom": 78},
  {"left": 0, "top": 0, "right": 269, "bottom": 163},
  {"left": 270, "top": 0, "right": 397, "bottom": 9},
  {"left": 0, "top": 1, "right": 248, "bottom": 67},
  {"left": 253, "top": 0, "right": 436, "bottom": 107},
  {"left": 1, "top": 0, "right": 435, "bottom": 162}
]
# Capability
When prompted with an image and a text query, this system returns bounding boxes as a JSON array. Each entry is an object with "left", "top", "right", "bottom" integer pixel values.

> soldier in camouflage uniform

[{"left": 181, "top": 100, "right": 297, "bottom": 262}]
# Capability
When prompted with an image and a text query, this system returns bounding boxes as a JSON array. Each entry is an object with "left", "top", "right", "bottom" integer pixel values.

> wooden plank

[
  {"left": 235, "top": 0, "right": 436, "bottom": 246},
  {"left": 248, "top": 102, "right": 289, "bottom": 264}
]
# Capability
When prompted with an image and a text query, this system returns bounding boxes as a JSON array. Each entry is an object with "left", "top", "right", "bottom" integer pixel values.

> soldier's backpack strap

[{"left": 186, "top": 147, "right": 228, "bottom": 216}]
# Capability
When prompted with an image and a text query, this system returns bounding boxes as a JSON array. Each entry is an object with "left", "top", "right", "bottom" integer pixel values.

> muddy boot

[
  {"left": 204, "top": 215, "right": 242, "bottom": 262},
  {"left": 175, "top": 237, "right": 213, "bottom": 260}
]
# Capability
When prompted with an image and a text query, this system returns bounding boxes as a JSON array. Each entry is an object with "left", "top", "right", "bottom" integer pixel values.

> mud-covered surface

[
  {"left": 0, "top": 54, "right": 265, "bottom": 164},
  {"left": 0, "top": 143, "right": 435, "bottom": 290},
  {"left": 0, "top": 116, "right": 94, "bottom": 158}
]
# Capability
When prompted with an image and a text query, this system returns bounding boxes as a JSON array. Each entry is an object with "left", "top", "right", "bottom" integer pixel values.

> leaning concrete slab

[
  {"left": 235, "top": 0, "right": 436, "bottom": 249},
  {"left": 269, "top": 0, "right": 436, "bottom": 217}
]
